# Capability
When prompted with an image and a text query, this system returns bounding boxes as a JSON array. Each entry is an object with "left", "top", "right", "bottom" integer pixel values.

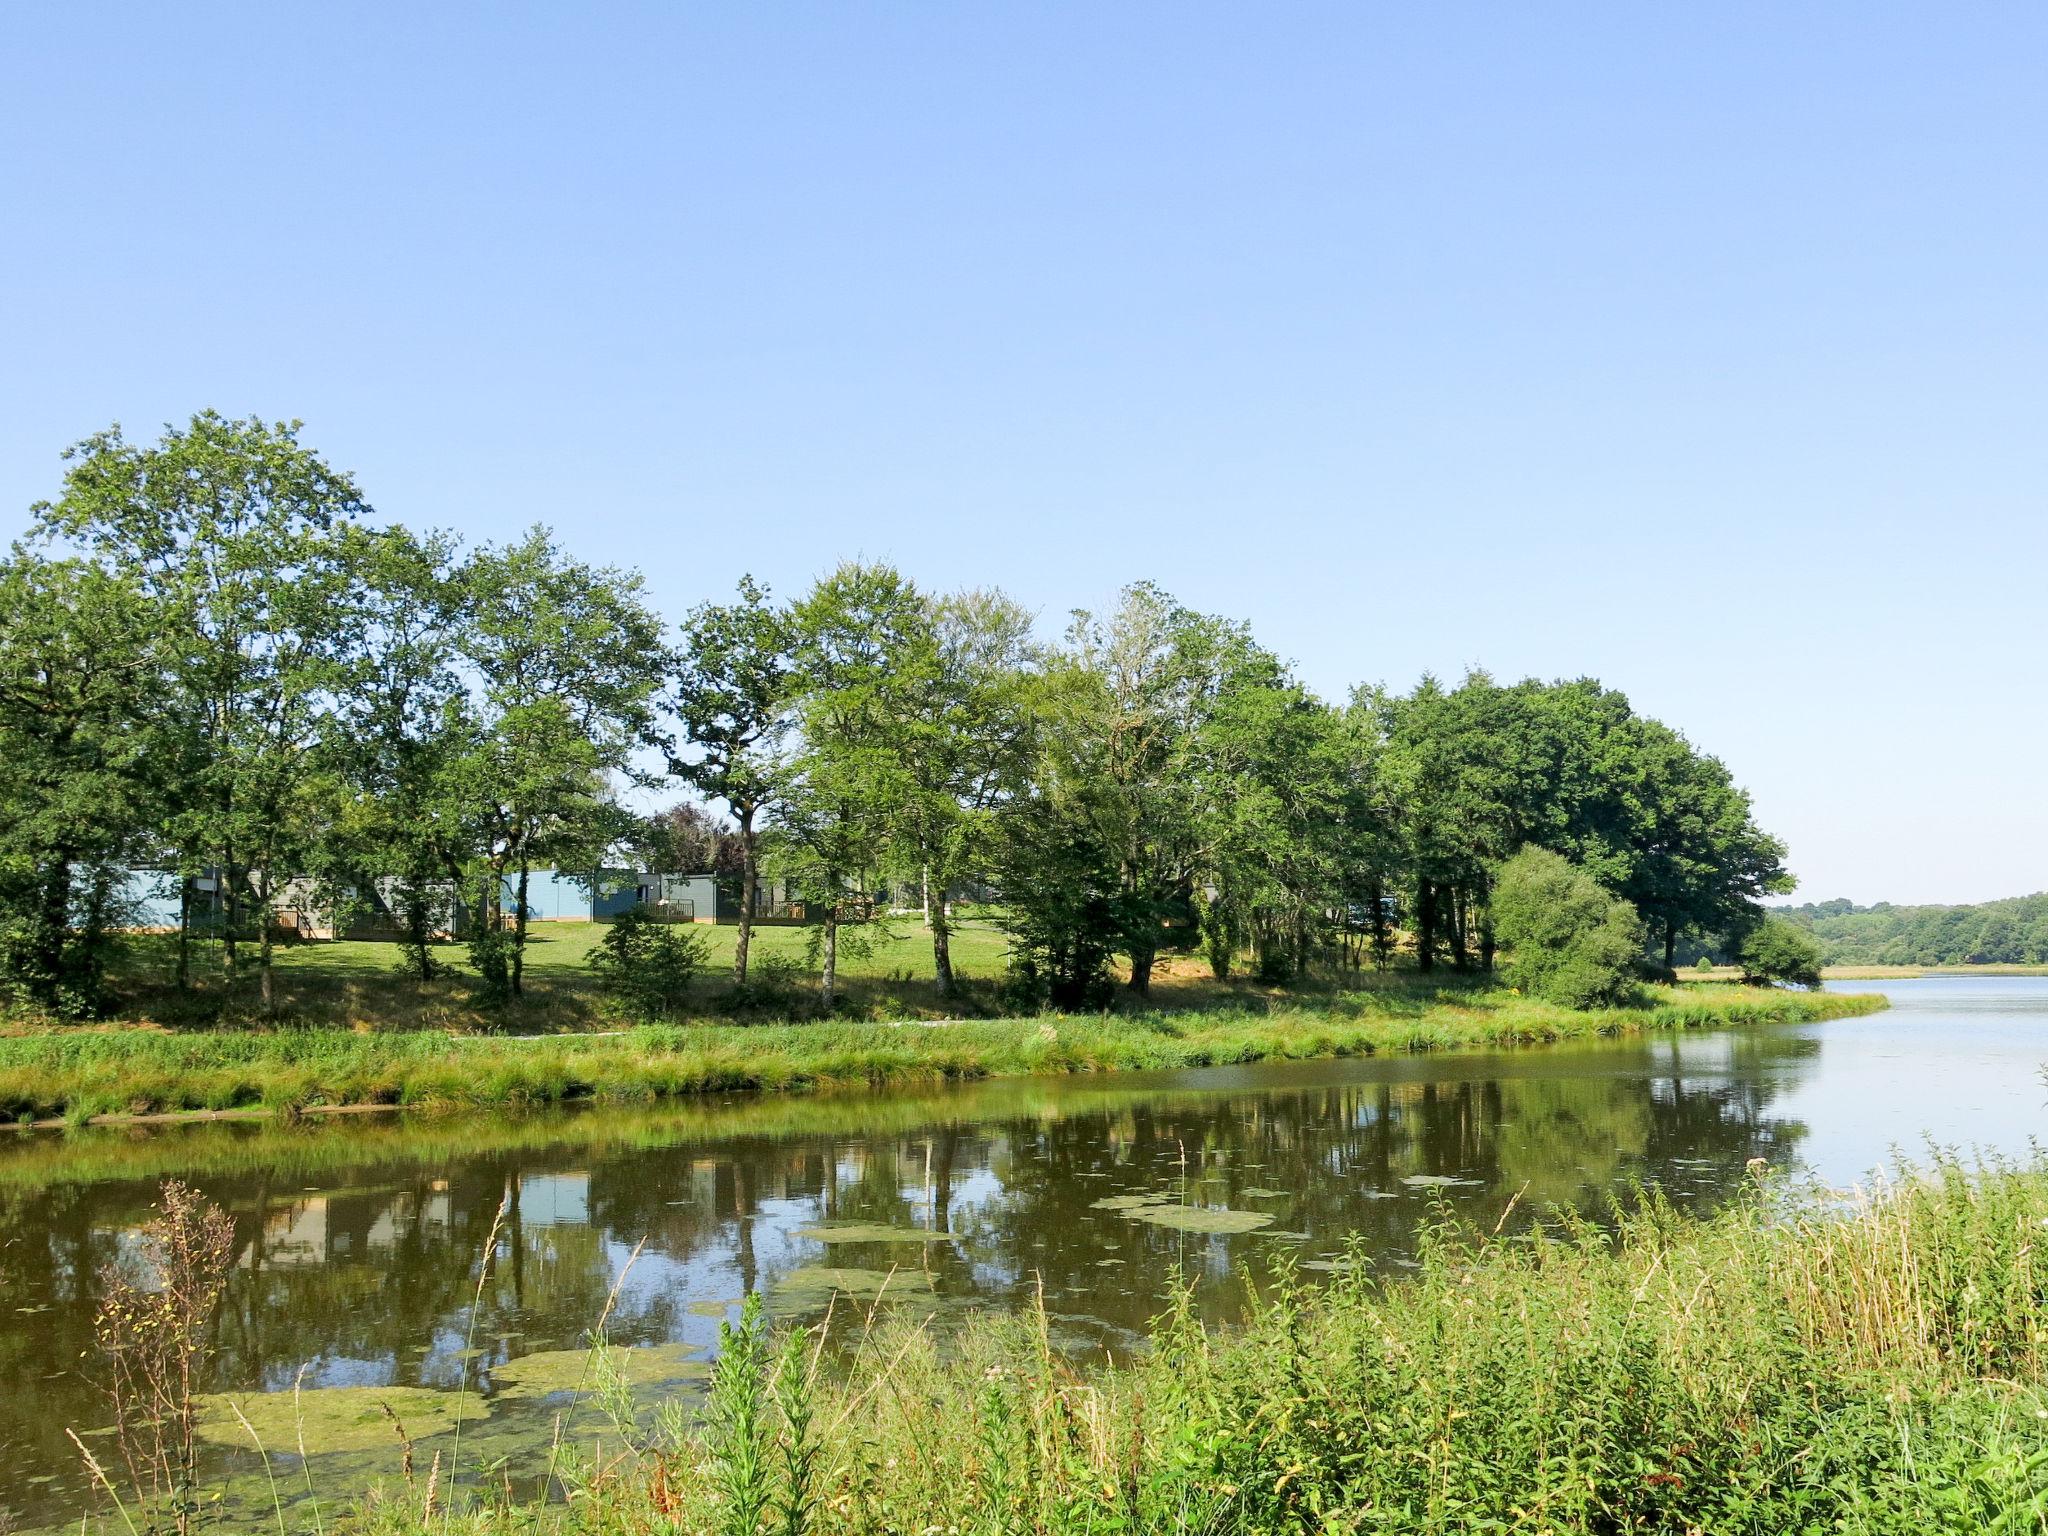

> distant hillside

[{"left": 1775, "top": 894, "right": 2048, "bottom": 966}]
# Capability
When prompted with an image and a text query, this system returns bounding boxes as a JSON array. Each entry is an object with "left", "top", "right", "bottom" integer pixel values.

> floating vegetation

[
  {"left": 1239, "top": 1187, "right": 1288, "bottom": 1199},
  {"left": 1090, "top": 1189, "right": 1274, "bottom": 1233},
  {"left": 771, "top": 1266, "right": 935, "bottom": 1305},
  {"left": 194, "top": 1385, "right": 488, "bottom": 1453},
  {"left": 686, "top": 1298, "right": 739, "bottom": 1318},
  {"left": 1089, "top": 1193, "right": 1171, "bottom": 1212},
  {"left": 490, "top": 1343, "right": 707, "bottom": 1399},
  {"left": 1399, "top": 1174, "right": 1484, "bottom": 1189},
  {"left": 1128, "top": 1205, "right": 1273, "bottom": 1234},
  {"left": 794, "top": 1223, "right": 960, "bottom": 1244}
]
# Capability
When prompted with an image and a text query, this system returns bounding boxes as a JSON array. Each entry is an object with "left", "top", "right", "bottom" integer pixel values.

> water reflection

[{"left": 0, "top": 1021, "right": 1843, "bottom": 1528}]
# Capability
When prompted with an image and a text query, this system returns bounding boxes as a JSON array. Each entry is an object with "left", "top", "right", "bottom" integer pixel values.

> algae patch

[
  {"left": 490, "top": 1343, "right": 707, "bottom": 1399},
  {"left": 770, "top": 1266, "right": 936, "bottom": 1310},
  {"left": 195, "top": 1385, "right": 488, "bottom": 1453},
  {"left": 1089, "top": 1190, "right": 1272, "bottom": 1234},
  {"left": 794, "top": 1224, "right": 960, "bottom": 1245}
]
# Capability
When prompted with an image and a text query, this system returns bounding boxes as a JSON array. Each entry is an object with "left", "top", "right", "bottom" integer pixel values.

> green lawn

[
  {"left": 82, "top": 917, "right": 1020, "bottom": 1032},
  {"left": 253, "top": 916, "right": 1010, "bottom": 981}
]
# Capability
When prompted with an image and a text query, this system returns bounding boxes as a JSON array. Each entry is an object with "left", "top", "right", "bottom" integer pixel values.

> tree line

[
  {"left": 1774, "top": 894, "right": 2048, "bottom": 968},
  {"left": 0, "top": 413, "right": 1794, "bottom": 1018}
]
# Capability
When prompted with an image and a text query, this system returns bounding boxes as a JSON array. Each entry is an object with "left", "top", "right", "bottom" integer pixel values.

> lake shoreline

[{"left": 0, "top": 983, "right": 1885, "bottom": 1130}]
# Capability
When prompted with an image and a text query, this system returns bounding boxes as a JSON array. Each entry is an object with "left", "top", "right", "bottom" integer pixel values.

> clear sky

[{"left": 3, "top": 4, "right": 2042, "bottom": 906}]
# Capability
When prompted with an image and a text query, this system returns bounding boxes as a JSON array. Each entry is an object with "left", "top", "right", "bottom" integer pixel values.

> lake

[{"left": 3, "top": 975, "right": 2044, "bottom": 1528}]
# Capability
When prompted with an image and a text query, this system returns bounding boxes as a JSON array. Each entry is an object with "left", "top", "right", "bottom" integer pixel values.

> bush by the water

[
  {"left": 1737, "top": 914, "right": 1826, "bottom": 988},
  {"left": 1491, "top": 846, "right": 1644, "bottom": 1007}
]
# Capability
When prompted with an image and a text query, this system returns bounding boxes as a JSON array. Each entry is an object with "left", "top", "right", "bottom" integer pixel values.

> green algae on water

[
  {"left": 490, "top": 1343, "right": 708, "bottom": 1399},
  {"left": 1126, "top": 1205, "right": 1273, "bottom": 1234},
  {"left": 794, "top": 1223, "right": 960, "bottom": 1244},
  {"left": 771, "top": 1266, "right": 936, "bottom": 1306},
  {"left": 194, "top": 1385, "right": 489, "bottom": 1453}
]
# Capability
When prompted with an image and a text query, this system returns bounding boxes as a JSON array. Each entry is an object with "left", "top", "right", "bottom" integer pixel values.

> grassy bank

[
  {"left": 0, "top": 983, "right": 1881, "bottom": 1125},
  {"left": 320, "top": 1154, "right": 2048, "bottom": 1535}
]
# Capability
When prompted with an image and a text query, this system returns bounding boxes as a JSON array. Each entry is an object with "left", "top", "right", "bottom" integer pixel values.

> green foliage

[
  {"left": 1777, "top": 893, "right": 2048, "bottom": 967},
  {"left": 707, "top": 1293, "right": 774, "bottom": 1536},
  {"left": 32, "top": 412, "right": 376, "bottom": 1012},
  {"left": 1492, "top": 846, "right": 1645, "bottom": 1008},
  {"left": 0, "top": 557, "right": 168, "bottom": 1017},
  {"left": 990, "top": 794, "right": 1121, "bottom": 1011},
  {"left": 1737, "top": 914, "right": 1826, "bottom": 988},
  {"left": 4, "top": 417, "right": 1804, "bottom": 1030},
  {"left": 585, "top": 909, "right": 710, "bottom": 1019},
  {"left": 667, "top": 575, "right": 794, "bottom": 986}
]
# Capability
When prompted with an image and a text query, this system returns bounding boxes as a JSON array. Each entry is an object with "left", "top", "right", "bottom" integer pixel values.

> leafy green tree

[
  {"left": 1054, "top": 584, "right": 1232, "bottom": 996},
  {"left": 1492, "top": 846, "right": 1645, "bottom": 1008},
  {"left": 1735, "top": 916, "right": 1825, "bottom": 989},
  {"left": 988, "top": 770, "right": 1123, "bottom": 1011},
  {"left": 889, "top": 588, "right": 1039, "bottom": 997},
  {"left": 33, "top": 413, "right": 374, "bottom": 1014},
  {"left": 1607, "top": 717, "right": 1792, "bottom": 970},
  {"left": 322, "top": 528, "right": 467, "bottom": 981},
  {"left": 1380, "top": 674, "right": 1532, "bottom": 972},
  {"left": 777, "top": 562, "right": 924, "bottom": 1007},
  {"left": 0, "top": 556, "right": 169, "bottom": 1015},
  {"left": 666, "top": 577, "right": 793, "bottom": 985},
  {"left": 1193, "top": 643, "right": 1359, "bottom": 981},
  {"left": 446, "top": 529, "right": 665, "bottom": 998}
]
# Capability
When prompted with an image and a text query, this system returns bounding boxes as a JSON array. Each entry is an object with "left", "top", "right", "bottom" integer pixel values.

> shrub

[
  {"left": 1737, "top": 915, "right": 1825, "bottom": 988},
  {"left": 587, "top": 910, "right": 709, "bottom": 1020},
  {"left": 1491, "top": 846, "right": 1644, "bottom": 1008}
]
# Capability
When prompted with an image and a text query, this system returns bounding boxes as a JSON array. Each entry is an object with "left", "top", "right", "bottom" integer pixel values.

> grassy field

[
  {"left": 65, "top": 917, "right": 1022, "bottom": 1033},
  {"left": 308, "top": 1153, "right": 2048, "bottom": 1534},
  {"left": 0, "top": 981, "right": 1881, "bottom": 1126}
]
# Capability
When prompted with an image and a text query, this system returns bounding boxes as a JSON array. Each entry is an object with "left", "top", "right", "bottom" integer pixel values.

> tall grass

[
  {"left": 0, "top": 985, "right": 1883, "bottom": 1125},
  {"left": 347, "top": 1155, "right": 2048, "bottom": 1534}
]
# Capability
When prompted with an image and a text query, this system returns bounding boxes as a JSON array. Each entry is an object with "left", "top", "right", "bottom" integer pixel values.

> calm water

[{"left": 3, "top": 976, "right": 2045, "bottom": 1526}]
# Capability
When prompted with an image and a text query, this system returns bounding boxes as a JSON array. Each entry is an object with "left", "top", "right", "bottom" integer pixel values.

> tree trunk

[
  {"left": 921, "top": 863, "right": 931, "bottom": 928},
  {"left": 734, "top": 813, "right": 758, "bottom": 985},
  {"left": 1479, "top": 907, "right": 1496, "bottom": 973},
  {"left": 1448, "top": 885, "right": 1470, "bottom": 970},
  {"left": 1129, "top": 944, "right": 1155, "bottom": 997},
  {"left": 820, "top": 895, "right": 839, "bottom": 1009},
  {"left": 931, "top": 888, "right": 955, "bottom": 999},
  {"left": 175, "top": 877, "right": 192, "bottom": 990},
  {"left": 222, "top": 848, "right": 239, "bottom": 984},
  {"left": 1663, "top": 919, "right": 1678, "bottom": 971},
  {"left": 256, "top": 862, "right": 275, "bottom": 1016},
  {"left": 33, "top": 856, "right": 73, "bottom": 1004},
  {"left": 1415, "top": 879, "right": 1435, "bottom": 973},
  {"left": 512, "top": 858, "right": 531, "bottom": 996}
]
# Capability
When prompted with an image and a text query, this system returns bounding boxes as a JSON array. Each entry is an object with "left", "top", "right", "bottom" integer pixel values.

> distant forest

[{"left": 1775, "top": 895, "right": 2048, "bottom": 966}]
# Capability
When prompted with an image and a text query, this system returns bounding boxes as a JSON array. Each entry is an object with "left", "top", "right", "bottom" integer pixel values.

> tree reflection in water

[{"left": 0, "top": 1029, "right": 1819, "bottom": 1527}]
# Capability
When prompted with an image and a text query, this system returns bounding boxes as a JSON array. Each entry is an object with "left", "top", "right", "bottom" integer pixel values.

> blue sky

[{"left": 3, "top": 4, "right": 2042, "bottom": 904}]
